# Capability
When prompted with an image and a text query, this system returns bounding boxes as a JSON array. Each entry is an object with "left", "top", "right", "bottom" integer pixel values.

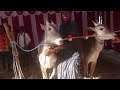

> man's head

[
  {"left": 19, "top": 26, "right": 25, "bottom": 33},
  {"left": 0, "top": 25, "right": 5, "bottom": 32},
  {"left": 61, "top": 11, "right": 72, "bottom": 23}
]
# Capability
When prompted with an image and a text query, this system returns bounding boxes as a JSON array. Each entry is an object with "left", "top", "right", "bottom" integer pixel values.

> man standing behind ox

[
  {"left": 43, "top": 11, "right": 81, "bottom": 79},
  {"left": 0, "top": 24, "right": 13, "bottom": 71},
  {"left": 17, "top": 26, "right": 31, "bottom": 68}
]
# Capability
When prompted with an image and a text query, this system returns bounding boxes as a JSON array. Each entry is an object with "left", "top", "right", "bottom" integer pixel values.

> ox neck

[
  {"left": 95, "top": 37, "right": 104, "bottom": 45},
  {"left": 44, "top": 40, "right": 58, "bottom": 48}
]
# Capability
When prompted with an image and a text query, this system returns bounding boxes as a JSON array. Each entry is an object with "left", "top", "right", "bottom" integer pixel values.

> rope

[
  {"left": 9, "top": 29, "right": 120, "bottom": 79},
  {"left": 12, "top": 29, "right": 120, "bottom": 53},
  {"left": 11, "top": 41, "right": 25, "bottom": 79},
  {"left": 63, "top": 34, "right": 96, "bottom": 41},
  {"left": 10, "top": 41, "right": 50, "bottom": 79},
  {"left": 14, "top": 41, "right": 49, "bottom": 52},
  {"left": 11, "top": 41, "right": 19, "bottom": 79},
  {"left": 115, "top": 30, "right": 120, "bottom": 33},
  {"left": 10, "top": 35, "right": 95, "bottom": 53}
]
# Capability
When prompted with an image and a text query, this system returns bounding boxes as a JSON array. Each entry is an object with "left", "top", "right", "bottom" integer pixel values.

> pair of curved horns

[
  {"left": 40, "top": 20, "right": 57, "bottom": 30},
  {"left": 92, "top": 21, "right": 100, "bottom": 26},
  {"left": 92, "top": 20, "right": 100, "bottom": 26}
]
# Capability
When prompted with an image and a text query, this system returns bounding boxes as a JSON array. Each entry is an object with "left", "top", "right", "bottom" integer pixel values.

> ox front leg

[
  {"left": 41, "top": 67, "right": 48, "bottom": 79},
  {"left": 90, "top": 61, "right": 97, "bottom": 79},
  {"left": 84, "top": 62, "right": 89, "bottom": 79},
  {"left": 49, "top": 65, "right": 56, "bottom": 79}
]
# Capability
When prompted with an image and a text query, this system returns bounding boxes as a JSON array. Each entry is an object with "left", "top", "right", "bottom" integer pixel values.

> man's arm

[
  {"left": 112, "top": 37, "right": 120, "bottom": 43},
  {"left": 43, "top": 45, "right": 64, "bottom": 56}
]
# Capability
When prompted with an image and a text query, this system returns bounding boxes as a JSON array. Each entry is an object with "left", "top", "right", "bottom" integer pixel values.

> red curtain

[
  {"left": 87, "top": 11, "right": 95, "bottom": 35},
  {"left": 12, "top": 16, "right": 19, "bottom": 41},
  {"left": 35, "top": 14, "right": 44, "bottom": 43},
  {"left": 23, "top": 15, "right": 35, "bottom": 48},
  {"left": 1, "top": 17, "right": 8, "bottom": 24},
  {"left": 113, "top": 11, "right": 120, "bottom": 52},
  {"left": 0, "top": 11, "right": 119, "bottom": 51},
  {"left": 48, "top": 13, "right": 57, "bottom": 24},
  {"left": 74, "top": 12, "right": 83, "bottom": 36},
  {"left": 106, "top": 11, "right": 112, "bottom": 49}
]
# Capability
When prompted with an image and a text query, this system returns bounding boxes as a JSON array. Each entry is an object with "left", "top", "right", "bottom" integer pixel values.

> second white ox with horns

[{"left": 38, "top": 20, "right": 63, "bottom": 79}]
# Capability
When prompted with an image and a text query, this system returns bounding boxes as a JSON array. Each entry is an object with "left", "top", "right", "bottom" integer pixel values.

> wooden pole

[{"left": 3, "top": 23, "right": 25, "bottom": 79}]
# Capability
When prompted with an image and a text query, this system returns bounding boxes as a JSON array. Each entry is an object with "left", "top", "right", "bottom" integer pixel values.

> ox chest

[
  {"left": 39, "top": 46, "right": 57, "bottom": 69},
  {"left": 86, "top": 42, "right": 104, "bottom": 62}
]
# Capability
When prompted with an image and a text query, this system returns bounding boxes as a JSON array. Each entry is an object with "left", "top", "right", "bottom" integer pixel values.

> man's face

[
  {"left": 19, "top": 27, "right": 24, "bottom": 33},
  {"left": 62, "top": 11, "right": 72, "bottom": 22}
]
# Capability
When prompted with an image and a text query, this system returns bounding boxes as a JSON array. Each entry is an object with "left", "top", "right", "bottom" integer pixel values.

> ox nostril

[
  {"left": 114, "top": 34, "right": 117, "bottom": 38},
  {"left": 59, "top": 40, "right": 63, "bottom": 44},
  {"left": 60, "top": 40, "right": 63, "bottom": 43}
]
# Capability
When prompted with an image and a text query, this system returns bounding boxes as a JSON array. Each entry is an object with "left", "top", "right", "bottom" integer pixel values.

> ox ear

[
  {"left": 92, "top": 21, "right": 99, "bottom": 26},
  {"left": 51, "top": 20, "right": 58, "bottom": 30},
  {"left": 51, "top": 21, "right": 55, "bottom": 25},
  {"left": 40, "top": 24, "right": 46, "bottom": 31},
  {"left": 88, "top": 27, "right": 95, "bottom": 31},
  {"left": 46, "top": 20, "right": 49, "bottom": 26}
]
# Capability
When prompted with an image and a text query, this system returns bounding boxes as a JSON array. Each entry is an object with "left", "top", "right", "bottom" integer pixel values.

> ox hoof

[
  {"left": 92, "top": 77, "right": 100, "bottom": 79},
  {"left": 84, "top": 77, "right": 91, "bottom": 79}
]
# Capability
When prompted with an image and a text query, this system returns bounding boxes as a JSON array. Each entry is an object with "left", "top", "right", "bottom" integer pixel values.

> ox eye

[
  {"left": 100, "top": 28, "right": 104, "bottom": 30},
  {"left": 48, "top": 27, "right": 52, "bottom": 31}
]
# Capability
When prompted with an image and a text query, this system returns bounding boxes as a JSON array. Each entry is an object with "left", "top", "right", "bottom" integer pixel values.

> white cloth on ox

[
  {"left": 57, "top": 52, "right": 80, "bottom": 79},
  {"left": 39, "top": 53, "right": 57, "bottom": 69}
]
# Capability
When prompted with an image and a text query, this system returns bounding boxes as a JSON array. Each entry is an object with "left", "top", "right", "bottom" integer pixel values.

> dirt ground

[
  {"left": 0, "top": 54, "right": 120, "bottom": 79},
  {"left": 91, "top": 60, "right": 120, "bottom": 79}
]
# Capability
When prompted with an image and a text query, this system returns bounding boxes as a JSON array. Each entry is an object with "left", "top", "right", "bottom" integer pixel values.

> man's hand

[
  {"left": 112, "top": 38, "right": 120, "bottom": 43},
  {"left": 43, "top": 48, "right": 56, "bottom": 56},
  {"left": 43, "top": 46, "right": 64, "bottom": 56},
  {"left": 3, "top": 23, "right": 8, "bottom": 27}
]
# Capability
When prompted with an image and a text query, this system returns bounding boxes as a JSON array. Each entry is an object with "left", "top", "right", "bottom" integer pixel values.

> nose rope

[
  {"left": 14, "top": 41, "right": 49, "bottom": 52},
  {"left": 62, "top": 34, "right": 96, "bottom": 41},
  {"left": 12, "top": 30, "right": 120, "bottom": 53},
  {"left": 62, "top": 30, "right": 120, "bottom": 41},
  {"left": 114, "top": 30, "right": 120, "bottom": 33}
]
